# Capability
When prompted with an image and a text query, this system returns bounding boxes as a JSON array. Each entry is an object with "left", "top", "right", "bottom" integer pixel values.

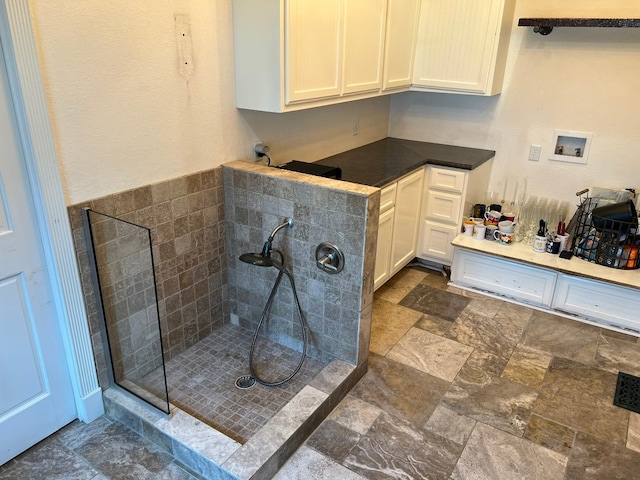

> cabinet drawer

[
  {"left": 428, "top": 167, "right": 466, "bottom": 193},
  {"left": 553, "top": 275, "right": 640, "bottom": 333},
  {"left": 451, "top": 249, "right": 557, "bottom": 307},
  {"left": 425, "top": 190, "right": 463, "bottom": 224},
  {"left": 379, "top": 183, "right": 397, "bottom": 214},
  {"left": 418, "top": 220, "right": 458, "bottom": 263}
]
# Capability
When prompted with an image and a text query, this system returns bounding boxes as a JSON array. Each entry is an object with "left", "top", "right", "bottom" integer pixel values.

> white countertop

[{"left": 452, "top": 235, "right": 640, "bottom": 291}]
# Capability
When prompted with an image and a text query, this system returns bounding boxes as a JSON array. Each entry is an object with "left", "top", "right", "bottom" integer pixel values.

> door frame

[{"left": 0, "top": 1, "right": 102, "bottom": 422}]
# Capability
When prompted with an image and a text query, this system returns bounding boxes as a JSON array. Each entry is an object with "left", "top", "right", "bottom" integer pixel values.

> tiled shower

[{"left": 67, "top": 159, "right": 379, "bottom": 475}]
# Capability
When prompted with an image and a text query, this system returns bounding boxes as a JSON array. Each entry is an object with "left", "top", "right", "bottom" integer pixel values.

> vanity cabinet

[
  {"left": 374, "top": 168, "right": 425, "bottom": 290},
  {"left": 412, "top": 0, "right": 515, "bottom": 95},
  {"left": 417, "top": 161, "right": 492, "bottom": 265},
  {"left": 233, "top": 0, "right": 413, "bottom": 112}
]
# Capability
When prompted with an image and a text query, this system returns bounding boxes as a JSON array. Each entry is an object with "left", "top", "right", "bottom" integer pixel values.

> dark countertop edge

[
  {"left": 314, "top": 137, "right": 496, "bottom": 188},
  {"left": 391, "top": 138, "right": 496, "bottom": 171}
]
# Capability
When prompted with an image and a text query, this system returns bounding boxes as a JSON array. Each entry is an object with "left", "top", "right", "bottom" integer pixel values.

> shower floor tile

[{"left": 138, "top": 323, "right": 326, "bottom": 444}]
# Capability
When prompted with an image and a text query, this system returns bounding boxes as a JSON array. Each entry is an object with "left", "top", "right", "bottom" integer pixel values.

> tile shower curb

[{"left": 104, "top": 359, "right": 366, "bottom": 480}]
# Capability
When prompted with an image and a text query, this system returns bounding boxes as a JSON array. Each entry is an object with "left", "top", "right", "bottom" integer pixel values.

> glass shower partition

[{"left": 83, "top": 208, "right": 170, "bottom": 414}]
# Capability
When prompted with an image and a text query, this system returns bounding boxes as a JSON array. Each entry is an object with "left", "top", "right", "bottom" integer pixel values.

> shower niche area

[{"left": 69, "top": 162, "right": 379, "bottom": 479}]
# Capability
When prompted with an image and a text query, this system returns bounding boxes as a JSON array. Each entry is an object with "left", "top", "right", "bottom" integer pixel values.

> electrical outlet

[
  {"left": 352, "top": 119, "right": 359, "bottom": 136},
  {"left": 528, "top": 144, "right": 542, "bottom": 161},
  {"left": 254, "top": 141, "right": 270, "bottom": 160}
]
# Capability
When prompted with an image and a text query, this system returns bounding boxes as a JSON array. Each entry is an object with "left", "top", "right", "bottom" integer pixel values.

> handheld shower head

[{"left": 239, "top": 218, "right": 293, "bottom": 267}]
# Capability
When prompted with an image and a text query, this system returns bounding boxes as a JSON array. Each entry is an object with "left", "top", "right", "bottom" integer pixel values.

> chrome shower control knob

[{"left": 315, "top": 242, "right": 344, "bottom": 274}]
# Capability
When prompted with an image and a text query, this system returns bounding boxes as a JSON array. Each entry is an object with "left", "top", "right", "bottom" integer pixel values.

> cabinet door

[
  {"left": 419, "top": 220, "right": 458, "bottom": 264},
  {"left": 451, "top": 249, "right": 557, "bottom": 307},
  {"left": 382, "top": 0, "right": 421, "bottom": 91},
  {"left": 342, "top": 0, "right": 387, "bottom": 95},
  {"left": 425, "top": 190, "right": 463, "bottom": 225},
  {"left": 286, "top": 0, "right": 342, "bottom": 103},
  {"left": 391, "top": 169, "right": 424, "bottom": 274},
  {"left": 374, "top": 207, "right": 395, "bottom": 291},
  {"left": 413, "top": 0, "right": 502, "bottom": 93},
  {"left": 553, "top": 275, "right": 640, "bottom": 332}
]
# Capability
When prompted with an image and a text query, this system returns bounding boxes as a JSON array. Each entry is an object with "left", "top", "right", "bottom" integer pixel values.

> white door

[{"left": 0, "top": 41, "right": 76, "bottom": 465}]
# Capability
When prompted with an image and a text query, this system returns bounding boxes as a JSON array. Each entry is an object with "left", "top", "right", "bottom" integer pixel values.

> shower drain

[{"left": 235, "top": 375, "right": 256, "bottom": 389}]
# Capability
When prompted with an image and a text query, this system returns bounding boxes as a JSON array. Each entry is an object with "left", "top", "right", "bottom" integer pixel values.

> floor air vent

[{"left": 613, "top": 372, "right": 640, "bottom": 414}]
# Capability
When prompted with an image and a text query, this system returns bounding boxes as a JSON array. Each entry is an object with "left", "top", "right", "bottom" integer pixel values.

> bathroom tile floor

[
  {"left": 276, "top": 266, "right": 640, "bottom": 479},
  {"left": 137, "top": 323, "right": 327, "bottom": 443},
  {"left": 4, "top": 266, "right": 640, "bottom": 479}
]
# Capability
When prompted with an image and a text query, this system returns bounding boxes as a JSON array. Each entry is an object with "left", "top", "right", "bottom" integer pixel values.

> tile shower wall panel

[
  {"left": 223, "top": 162, "right": 379, "bottom": 366},
  {"left": 68, "top": 167, "right": 227, "bottom": 387}
]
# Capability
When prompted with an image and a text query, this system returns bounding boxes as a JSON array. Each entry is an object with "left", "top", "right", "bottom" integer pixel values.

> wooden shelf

[{"left": 518, "top": 18, "right": 640, "bottom": 35}]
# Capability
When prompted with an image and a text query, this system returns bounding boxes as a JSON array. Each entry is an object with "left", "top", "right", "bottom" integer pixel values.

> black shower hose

[{"left": 249, "top": 249, "right": 308, "bottom": 386}]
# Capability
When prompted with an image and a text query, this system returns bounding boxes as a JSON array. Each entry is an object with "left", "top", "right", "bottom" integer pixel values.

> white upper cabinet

[
  {"left": 412, "top": 0, "right": 515, "bottom": 95},
  {"left": 233, "top": 0, "right": 392, "bottom": 112},
  {"left": 383, "top": 0, "right": 421, "bottom": 91},
  {"left": 286, "top": 0, "right": 343, "bottom": 103},
  {"left": 342, "top": 0, "right": 387, "bottom": 95}
]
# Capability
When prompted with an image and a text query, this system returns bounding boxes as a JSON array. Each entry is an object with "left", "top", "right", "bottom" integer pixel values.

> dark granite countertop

[{"left": 314, "top": 138, "right": 495, "bottom": 187}]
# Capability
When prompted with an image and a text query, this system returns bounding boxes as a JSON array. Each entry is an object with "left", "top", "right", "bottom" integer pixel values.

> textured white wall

[
  {"left": 29, "top": 1, "right": 390, "bottom": 204},
  {"left": 390, "top": 1, "right": 640, "bottom": 205}
]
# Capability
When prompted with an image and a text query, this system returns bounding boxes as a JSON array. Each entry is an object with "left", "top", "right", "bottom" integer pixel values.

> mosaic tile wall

[
  {"left": 223, "top": 161, "right": 379, "bottom": 366},
  {"left": 68, "top": 167, "right": 227, "bottom": 387}
]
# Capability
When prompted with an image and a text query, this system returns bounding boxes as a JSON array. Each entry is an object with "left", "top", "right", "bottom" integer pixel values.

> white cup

[
  {"left": 498, "top": 220, "right": 516, "bottom": 233},
  {"left": 533, "top": 235, "right": 547, "bottom": 253},
  {"left": 472, "top": 224, "right": 486, "bottom": 240},
  {"left": 463, "top": 220, "right": 474, "bottom": 237}
]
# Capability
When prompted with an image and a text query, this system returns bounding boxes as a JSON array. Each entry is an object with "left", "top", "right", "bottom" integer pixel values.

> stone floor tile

[
  {"left": 502, "top": 344, "right": 553, "bottom": 390},
  {"left": 76, "top": 422, "right": 175, "bottom": 479},
  {"left": 565, "top": 432, "right": 640, "bottom": 480},
  {"left": 414, "top": 313, "right": 455, "bottom": 337},
  {"left": 424, "top": 405, "right": 476, "bottom": 446},
  {"left": 0, "top": 438, "right": 98, "bottom": 480},
  {"left": 344, "top": 412, "right": 463, "bottom": 480},
  {"left": 400, "top": 284, "right": 471, "bottom": 321},
  {"left": 374, "top": 267, "right": 428, "bottom": 304},
  {"left": 524, "top": 414, "right": 576, "bottom": 457},
  {"left": 442, "top": 366, "right": 538, "bottom": 436},
  {"left": 595, "top": 334, "right": 640, "bottom": 377},
  {"left": 274, "top": 446, "right": 366, "bottom": 480},
  {"left": 387, "top": 327, "right": 473, "bottom": 382},
  {"left": 369, "top": 299, "right": 422, "bottom": 356},
  {"left": 521, "top": 311, "right": 600, "bottom": 365},
  {"left": 628, "top": 413, "right": 640, "bottom": 453},
  {"left": 350, "top": 353, "right": 450, "bottom": 428},
  {"left": 463, "top": 350, "right": 509, "bottom": 377},
  {"left": 600, "top": 328, "right": 639, "bottom": 343},
  {"left": 327, "top": 395, "right": 382, "bottom": 435},
  {"left": 461, "top": 296, "right": 504, "bottom": 318},
  {"left": 451, "top": 423, "right": 568, "bottom": 480},
  {"left": 305, "top": 420, "right": 360, "bottom": 464},
  {"left": 533, "top": 356, "right": 629, "bottom": 445},
  {"left": 448, "top": 305, "right": 530, "bottom": 360}
]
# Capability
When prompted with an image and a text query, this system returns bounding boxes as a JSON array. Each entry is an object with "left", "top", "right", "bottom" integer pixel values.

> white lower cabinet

[
  {"left": 420, "top": 221, "right": 458, "bottom": 263},
  {"left": 553, "top": 275, "right": 640, "bottom": 332},
  {"left": 418, "top": 161, "right": 492, "bottom": 265},
  {"left": 451, "top": 249, "right": 557, "bottom": 307},
  {"left": 374, "top": 207, "right": 395, "bottom": 290},
  {"left": 374, "top": 168, "right": 425, "bottom": 291},
  {"left": 452, "top": 247, "right": 640, "bottom": 335}
]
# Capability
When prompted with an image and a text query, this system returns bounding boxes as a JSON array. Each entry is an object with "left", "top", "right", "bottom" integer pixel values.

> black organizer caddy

[{"left": 570, "top": 197, "right": 640, "bottom": 270}]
